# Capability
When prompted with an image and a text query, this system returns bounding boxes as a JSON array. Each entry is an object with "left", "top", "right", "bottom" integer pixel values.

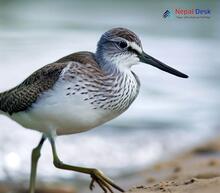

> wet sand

[
  {"left": 126, "top": 136, "right": 220, "bottom": 193},
  {"left": 128, "top": 177, "right": 220, "bottom": 193}
]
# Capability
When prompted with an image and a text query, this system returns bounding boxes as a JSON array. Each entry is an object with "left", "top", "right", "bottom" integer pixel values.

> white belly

[
  {"left": 11, "top": 81, "right": 121, "bottom": 135},
  {"left": 10, "top": 67, "right": 139, "bottom": 135}
]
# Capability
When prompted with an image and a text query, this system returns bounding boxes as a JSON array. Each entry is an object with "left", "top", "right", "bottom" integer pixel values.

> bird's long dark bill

[{"left": 139, "top": 52, "right": 188, "bottom": 78}]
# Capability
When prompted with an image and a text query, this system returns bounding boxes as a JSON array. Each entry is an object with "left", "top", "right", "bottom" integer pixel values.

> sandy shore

[
  {"left": 128, "top": 177, "right": 220, "bottom": 193},
  {"left": 126, "top": 136, "right": 220, "bottom": 193},
  {"left": 1, "top": 136, "right": 220, "bottom": 193}
]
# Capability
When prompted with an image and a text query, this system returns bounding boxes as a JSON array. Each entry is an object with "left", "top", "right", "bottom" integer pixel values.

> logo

[
  {"left": 162, "top": 8, "right": 211, "bottom": 19},
  {"left": 163, "top": 10, "right": 171, "bottom": 18}
]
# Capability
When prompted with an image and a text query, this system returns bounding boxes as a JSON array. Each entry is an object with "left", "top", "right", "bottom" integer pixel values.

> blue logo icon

[{"left": 163, "top": 10, "right": 171, "bottom": 18}]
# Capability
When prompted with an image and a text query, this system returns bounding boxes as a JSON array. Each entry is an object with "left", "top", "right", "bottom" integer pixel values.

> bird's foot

[{"left": 89, "top": 169, "right": 125, "bottom": 193}]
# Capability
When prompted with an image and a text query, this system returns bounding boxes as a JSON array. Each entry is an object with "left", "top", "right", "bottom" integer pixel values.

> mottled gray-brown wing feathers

[{"left": 0, "top": 62, "right": 67, "bottom": 115}]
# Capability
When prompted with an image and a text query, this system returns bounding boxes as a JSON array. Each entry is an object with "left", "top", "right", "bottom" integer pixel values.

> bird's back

[
  {"left": 0, "top": 51, "right": 96, "bottom": 115},
  {"left": 0, "top": 62, "right": 67, "bottom": 115}
]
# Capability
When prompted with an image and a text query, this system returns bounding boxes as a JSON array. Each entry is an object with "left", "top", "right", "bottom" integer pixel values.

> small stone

[{"left": 173, "top": 166, "right": 182, "bottom": 173}]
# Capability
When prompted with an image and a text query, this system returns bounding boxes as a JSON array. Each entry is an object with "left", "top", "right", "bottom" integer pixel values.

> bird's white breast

[
  {"left": 11, "top": 63, "right": 140, "bottom": 135},
  {"left": 11, "top": 80, "right": 119, "bottom": 135}
]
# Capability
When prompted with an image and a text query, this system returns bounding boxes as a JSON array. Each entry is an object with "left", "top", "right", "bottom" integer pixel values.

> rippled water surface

[{"left": 0, "top": 0, "right": 219, "bottom": 181}]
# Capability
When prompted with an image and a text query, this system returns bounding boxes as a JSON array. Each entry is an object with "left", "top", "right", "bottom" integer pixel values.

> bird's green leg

[
  {"left": 29, "top": 135, "right": 46, "bottom": 193},
  {"left": 48, "top": 136, "right": 125, "bottom": 193}
]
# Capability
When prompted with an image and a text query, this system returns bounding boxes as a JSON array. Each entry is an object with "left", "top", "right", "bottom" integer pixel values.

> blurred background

[{"left": 0, "top": 0, "right": 219, "bottom": 192}]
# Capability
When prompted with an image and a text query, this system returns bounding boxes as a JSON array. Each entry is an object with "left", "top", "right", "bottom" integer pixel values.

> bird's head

[{"left": 96, "top": 27, "right": 188, "bottom": 78}]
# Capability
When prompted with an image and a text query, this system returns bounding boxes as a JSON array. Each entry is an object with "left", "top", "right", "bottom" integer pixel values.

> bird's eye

[{"left": 117, "top": 41, "right": 128, "bottom": 49}]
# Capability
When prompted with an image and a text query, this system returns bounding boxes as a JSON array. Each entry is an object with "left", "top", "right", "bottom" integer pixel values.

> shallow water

[{"left": 0, "top": 0, "right": 219, "bottom": 181}]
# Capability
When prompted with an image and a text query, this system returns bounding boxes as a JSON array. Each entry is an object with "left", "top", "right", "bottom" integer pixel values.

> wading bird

[{"left": 0, "top": 28, "right": 188, "bottom": 193}]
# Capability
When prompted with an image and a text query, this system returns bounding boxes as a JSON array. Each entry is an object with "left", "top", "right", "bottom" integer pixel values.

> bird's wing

[{"left": 0, "top": 62, "right": 68, "bottom": 115}]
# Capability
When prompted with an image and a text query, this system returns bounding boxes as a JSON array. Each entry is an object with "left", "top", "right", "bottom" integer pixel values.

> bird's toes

[{"left": 89, "top": 178, "right": 95, "bottom": 190}]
